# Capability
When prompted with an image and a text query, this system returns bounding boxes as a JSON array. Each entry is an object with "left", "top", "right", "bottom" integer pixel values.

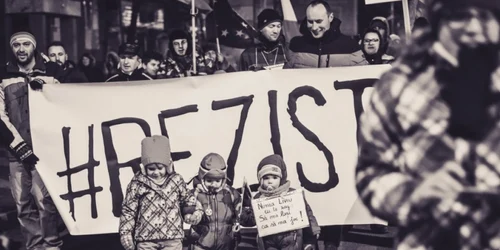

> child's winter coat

[
  {"left": 189, "top": 177, "right": 242, "bottom": 250},
  {"left": 119, "top": 172, "right": 197, "bottom": 245},
  {"left": 240, "top": 154, "right": 321, "bottom": 250},
  {"left": 188, "top": 152, "right": 242, "bottom": 250}
]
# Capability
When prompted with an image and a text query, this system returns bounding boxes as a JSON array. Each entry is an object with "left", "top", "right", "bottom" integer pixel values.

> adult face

[
  {"left": 48, "top": 45, "right": 68, "bottom": 66},
  {"left": 261, "top": 21, "right": 282, "bottom": 42},
  {"left": 12, "top": 41, "right": 35, "bottom": 66},
  {"left": 143, "top": 59, "right": 160, "bottom": 76},
  {"left": 205, "top": 50, "right": 217, "bottom": 63},
  {"left": 306, "top": 4, "right": 333, "bottom": 39},
  {"left": 172, "top": 39, "right": 188, "bottom": 56},
  {"left": 363, "top": 32, "right": 381, "bottom": 55},
  {"left": 440, "top": 7, "right": 500, "bottom": 49},
  {"left": 119, "top": 54, "right": 141, "bottom": 74},
  {"left": 82, "top": 56, "right": 91, "bottom": 67}
]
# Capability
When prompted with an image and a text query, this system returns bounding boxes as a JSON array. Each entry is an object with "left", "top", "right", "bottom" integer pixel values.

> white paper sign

[{"left": 251, "top": 189, "right": 310, "bottom": 237}]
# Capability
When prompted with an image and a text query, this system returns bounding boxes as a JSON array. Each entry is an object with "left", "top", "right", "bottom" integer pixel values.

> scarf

[
  {"left": 258, "top": 180, "right": 291, "bottom": 197},
  {"left": 440, "top": 45, "right": 498, "bottom": 141}
]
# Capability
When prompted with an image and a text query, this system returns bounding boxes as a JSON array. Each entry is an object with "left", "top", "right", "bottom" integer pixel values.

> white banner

[{"left": 29, "top": 65, "right": 391, "bottom": 235}]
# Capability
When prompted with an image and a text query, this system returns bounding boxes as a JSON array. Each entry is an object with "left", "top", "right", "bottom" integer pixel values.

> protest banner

[
  {"left": 251, "top": 189, "right": 310, "bottom": 237},
  {"left": 29, "top": 65, "right": 391, "bottom": 235}
]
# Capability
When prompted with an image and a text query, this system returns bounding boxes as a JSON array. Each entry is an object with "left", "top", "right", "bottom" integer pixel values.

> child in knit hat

[
  {"left": 119, "top": 135, "right": 203, "bottom": 250},
  {"left": 187, "top": 152, "right": 242, "bottom": 250},
  {"left": 240, "top": 154, "right": 321, "bottom": 250}
]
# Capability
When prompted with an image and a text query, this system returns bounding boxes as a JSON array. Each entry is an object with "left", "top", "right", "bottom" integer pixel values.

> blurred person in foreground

[{"left": 356, "top": 0, "right": 500, "bottom": 249}]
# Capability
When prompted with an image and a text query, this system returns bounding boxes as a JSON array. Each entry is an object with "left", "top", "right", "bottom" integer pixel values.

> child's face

[
  {"left": 145, "top": 163, "right": 167, "bottom": 181},
  {"left": 261, "top": 174, "right": 281, "bottom": 191},
  {"left": 204, "top": 177, "right": 223, "bottom": 193}
]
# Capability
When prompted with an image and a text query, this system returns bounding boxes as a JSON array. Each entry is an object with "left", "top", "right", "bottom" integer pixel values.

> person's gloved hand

[
  {"left": 12, "top": 141, "right": 39, "bottom": 165},
  {"left": 29, "top": 78, "right": 45, "bottom": 91},
  {"left": 185, "top": 210, "right": 203, "bottom": 225}
]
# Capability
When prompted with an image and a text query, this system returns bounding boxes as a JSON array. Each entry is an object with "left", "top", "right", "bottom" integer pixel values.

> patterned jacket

[
  {"left": 119, "top": 172, "right": 199, "bottom": 248},
  {"left": 356, "top": 42, "right": 500, "bottom": 250}
]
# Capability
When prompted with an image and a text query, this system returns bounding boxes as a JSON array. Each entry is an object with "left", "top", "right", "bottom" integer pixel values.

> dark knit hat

[
  {"left": 257, "top": 154, "right": 287, "bottom": 185},
  {"left": 202, "top": 43, "right": 218, "bottom": 54},
  {"left": 141, "top": 135, "right": 173, "bottom": 174},
  {"left": 199, "top": 153, "right": 227, "bottom": 180},
  {"left": 427, "top": 0, "right": 500, "bottom": 31},
  {"left": 258, "top": 9, "right": 283, "bottom": 30}
]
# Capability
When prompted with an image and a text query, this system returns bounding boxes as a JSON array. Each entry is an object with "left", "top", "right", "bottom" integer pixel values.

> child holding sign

[
  {"left": 240, "top": 154, "right": 321, "bottom": 250},
  {"left": 119, "top": 135, "right": 203, "bottom": 250},
  {"left": 187, "top": 153, "right": 242, "bottom": 250}
]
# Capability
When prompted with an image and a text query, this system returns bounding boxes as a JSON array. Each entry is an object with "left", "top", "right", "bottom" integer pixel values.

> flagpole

[
  {"left": 211, "top": 0, "right": 221, "bottom": 55},
  {"left": 191, "top": 0, "right": 197, "bottom": 74}
]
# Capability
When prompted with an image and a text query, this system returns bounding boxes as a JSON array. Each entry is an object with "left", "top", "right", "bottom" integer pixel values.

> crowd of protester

[{"left": 7, "top": 0, "right": 429, "bottom": 86}]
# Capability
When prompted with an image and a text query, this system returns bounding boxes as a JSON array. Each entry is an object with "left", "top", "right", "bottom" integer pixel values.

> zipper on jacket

[
  {"left": 213, "top": 194, "right": 218, "bottom": 247},
  {"left": 317, "top": 42, "right": 323, "bottom": 68}
]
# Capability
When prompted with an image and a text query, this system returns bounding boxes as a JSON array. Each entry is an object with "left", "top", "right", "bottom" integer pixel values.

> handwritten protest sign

[{"left": 251, "top": 189, "right": 310, "bottom": 237}]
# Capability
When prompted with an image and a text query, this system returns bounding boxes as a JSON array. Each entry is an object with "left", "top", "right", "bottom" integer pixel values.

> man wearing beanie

[
  {"left": 106, "top": 42, "right": 153, "bottom": 82},
  {"left": 356, "top": 0, "right": 500, "bottom": 249},
  {"left": 240, "top": 154, "right": 321, "bottom": 250},
  {"left": 165, "top": 29, "right": 208, "bottom": 78},
  {"left": 284, "top": 0, "right": 358, "bottom": 68},
  {"left": 239, "top": 9, "right": 289, "bottom": 71},
  {"left": 120, "top": 135, "right": 201, "bottom": 250},
  {"left": 188, "top": 153, "right": 242, "bottom": 250},
  {"left": 0, "top": 31, "right": 64, "bottom": 250}
]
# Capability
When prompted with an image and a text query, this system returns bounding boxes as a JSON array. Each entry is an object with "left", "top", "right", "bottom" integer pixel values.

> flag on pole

[
  {"left": 280, "top": 0, "right": 301, "bottom": 44},
  {"left": 206, "top": 0, "right": 258, "bottom": 49}
]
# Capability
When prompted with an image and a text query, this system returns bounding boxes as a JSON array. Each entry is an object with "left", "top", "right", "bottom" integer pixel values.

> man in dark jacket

[
  {"left": 239, "top": 9, "right": 289, "bottom": 71},
  {"left": 2, "top": 31, "right": 63, "bottom": 250},
  {"left": 47, "top": 41, "right": 88, "bottom": 83},
  {"left": 284, "top": 0, "right": 359, "bottom": 68},
  {"left": 106, "top": 42, "right": 152, "bottom": 82}
]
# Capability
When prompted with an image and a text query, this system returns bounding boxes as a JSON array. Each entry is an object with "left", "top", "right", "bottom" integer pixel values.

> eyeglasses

[{"left": 364, "top": 39, "right": 379, "bottom": 43}]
